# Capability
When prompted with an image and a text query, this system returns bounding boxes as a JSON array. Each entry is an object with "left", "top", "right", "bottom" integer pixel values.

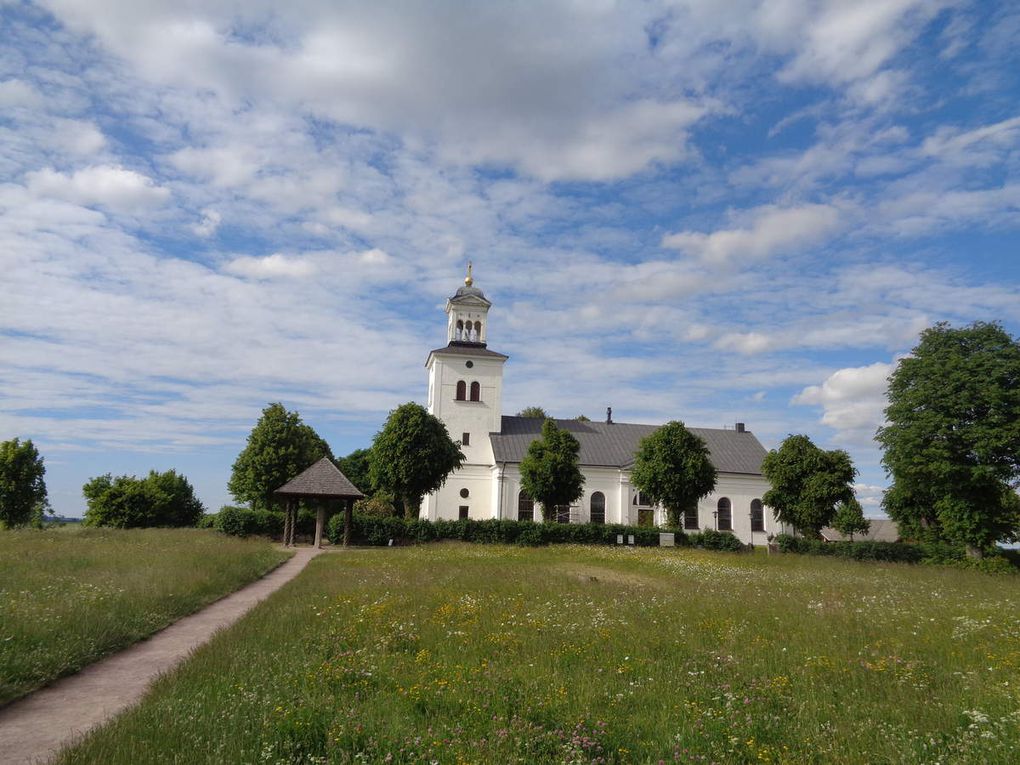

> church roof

[
  {"left": 451, "top": 284, "right": 490, "bottom": 304},
  {"left": 273, "top": 457, "right": 366, "bottom": 499},
  {"left": 489, "top": 416, "right": 768, "bottom": 475},
  {"left": 427, "top": 342, "right": 509, "bottom": 362}
]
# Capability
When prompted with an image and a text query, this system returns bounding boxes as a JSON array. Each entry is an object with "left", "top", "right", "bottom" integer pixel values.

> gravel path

[{"left": 0, "top": 546, "right": 320, "bottom": 765}]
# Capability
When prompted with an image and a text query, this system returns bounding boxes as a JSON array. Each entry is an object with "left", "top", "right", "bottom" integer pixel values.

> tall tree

[
  {"left": 831, "top": 498, "right": 870, "bottom": 541},
  {"left": 877, "top": 322, "right": 1020, "bottom": 555},
  {"left": 631, "top": 421, "right": 717, "bottom": 529},
  {"left": 369, "top": 402, "right": 464, "bottom": 519},
  {"left": 520, "top": 419, "right": 585, "bottom": 521},
  {"left": 336, "top": 448, "right": 374, "bottom": 496},
  {"left": 83, "top": 470, "right": 205, "bottom": 528},
  {"left": 228, "top": 403, "right": 333, "bottom": 510},
  {"left": 762, "top": 435, "right": 856, "bottom": 537},
  {"left": 0, "top": 438, "right": 49, "bottom": 528},
  {"left": 517, "top": 406, "right": 549, "bottom": 419}
]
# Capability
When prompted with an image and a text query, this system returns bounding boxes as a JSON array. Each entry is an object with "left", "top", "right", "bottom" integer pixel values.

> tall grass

[
  {"left": 0, "top": 527, "right": 289, "bottom": 705},
  {"left": 59, "top": 543, "right": 1020, "bottom": 764}
]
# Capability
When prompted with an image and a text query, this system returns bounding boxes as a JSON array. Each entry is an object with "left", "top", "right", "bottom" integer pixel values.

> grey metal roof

[
  {"left": 427, "top": 342, "right": 509, "bottom": 362},
  {"left": 821, "top": 519, "right": 901, "bottom": 543},
  {"left": 274, "top": 457, "right": 366, "bottom": 499},
  {"left": 451, "top": 285, "right": 490, "bottom": 304},
  {"left": 489, "top": 416, "right": 768, "bottom": 475}
]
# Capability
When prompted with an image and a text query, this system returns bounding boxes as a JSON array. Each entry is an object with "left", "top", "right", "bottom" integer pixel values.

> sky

[{"left": 2, "top": 0, "right": 1018, "bottom": 519}]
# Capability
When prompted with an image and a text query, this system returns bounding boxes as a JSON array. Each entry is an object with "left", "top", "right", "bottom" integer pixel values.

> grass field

[
  {"left": 0, "top": 527, "right": 290, "bottom": 706},
  {"left": 58, "top": 543, "right": 1020, "bottom": 764}
]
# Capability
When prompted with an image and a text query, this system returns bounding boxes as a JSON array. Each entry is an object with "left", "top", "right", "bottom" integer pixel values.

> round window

[
  {"left": 460, "top": 488, "right": 469, "bottom": 498},
  {"left": 465, "top": 360, "right": 474, "bottom": 368}
]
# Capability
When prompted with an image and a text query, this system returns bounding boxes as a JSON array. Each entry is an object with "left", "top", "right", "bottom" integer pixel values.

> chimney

[
  {"left": 606, "top": 407, "right": 613, "bottom": 424},
  {"left": 735, "top": 422, "right": 745, "bottom": 433}
]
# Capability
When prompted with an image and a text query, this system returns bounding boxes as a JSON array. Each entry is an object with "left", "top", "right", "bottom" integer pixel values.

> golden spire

[{"left": 464, "top": 260, "right": 474, "bottom": 287}]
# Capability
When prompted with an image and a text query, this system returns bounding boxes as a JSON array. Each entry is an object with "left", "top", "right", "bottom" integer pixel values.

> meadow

[
  {"left": 0, "top": 527, "right": 289, "bottom": 705},
  {"left": 58, "top": 543, "right": 1020, "bottom": 764}
]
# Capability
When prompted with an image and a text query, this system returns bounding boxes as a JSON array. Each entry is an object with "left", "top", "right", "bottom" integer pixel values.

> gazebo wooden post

[
  {"left": 282, "top": 500, "right": 291, "bottom": 547},
  {"left": 343, "top": 498, "right": 353, "bottom": 547},
  {"left": 314, "top": 501, "right": 325, "bottom": 549}
]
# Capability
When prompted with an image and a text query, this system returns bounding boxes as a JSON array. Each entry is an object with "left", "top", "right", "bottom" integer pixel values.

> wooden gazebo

[{"left": 273, "top": 457, "right": 365, "bottom": 547}]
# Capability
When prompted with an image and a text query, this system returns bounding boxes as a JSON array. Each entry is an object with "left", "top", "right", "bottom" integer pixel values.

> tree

[
  {"left": 517, "top": 406, "right": 549, "bottom": 419},
  {"left": 83, "top": 470, "right": 205, "bottom": 528},
  {"left": 0, "top": 438, "right": 49, "bottom": 528},
  {"left": 761, "top": 435, "right": 856, "bottom": 537},
  {"left": 520, "top": 419, "right": 585, "bottom": 521},
  {"left": 228, "top": 403, "right": 332, "bottom": 510},
  {"left": 832, "top": 498, "right": 870, "bottom": 541},
  {"left": 369, "top": 402, "right": 464, "bottom": 519},
  {"left": 878, "top": 322, "right": 1020, "bottom": 556},
  {"left": 573, "top": 414, "right": 591, "bottom": 422},
  {"left": 630, "top": 421, "right": 717, "bottom": 529},
  {"left": 336, "top": 448, "right": 374, "bottom": 496}
]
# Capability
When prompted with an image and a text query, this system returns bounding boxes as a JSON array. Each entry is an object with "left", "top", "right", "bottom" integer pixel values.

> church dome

[{"left": 454, "top": 284, "right": 486, "bottom": 300}]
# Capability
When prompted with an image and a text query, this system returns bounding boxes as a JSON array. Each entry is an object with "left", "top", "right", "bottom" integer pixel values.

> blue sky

[{"left": 2, "top": 0, "right": 1018, "bottom": 518}]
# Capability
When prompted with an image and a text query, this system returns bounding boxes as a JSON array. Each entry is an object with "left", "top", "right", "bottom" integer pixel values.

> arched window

[
  {"left": 455, "top": 319, "right": 464, "bottom": 340},
  {"left": 470, "top": 381, "right": 480, "bottom": 401},
  {"left": 717, "top": 497, "right": 732, "bottom": 531},
  {"left": 517, "top": 491, "right": 534, "bottom": 522},
  {"left": 750, "top": 499, "right": 764, "bottom": 532},
  {"left": 474, "top": 321, "right": 482, "bottom": 340},
  {"left": 555, "top": 505, "right": 571, "bottom": 524},
  {"left": 590, "top": 492, "right": 606, "bottom": 525},
  {"left": 455, "top": 380, "right": 466, "bottom": 401}
]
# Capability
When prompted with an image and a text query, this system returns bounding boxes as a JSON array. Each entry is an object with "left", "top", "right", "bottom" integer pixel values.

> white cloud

[
  {"left": 0, "top": 79, "right": 43, "bottom": 108},
  {"left": 192, "top": 208, "right": 221, "bottom": 237},
  {"left": 716, "top": 332, "right": 774, "bottom": 355},
  {"left": 224, "top": 253, "right": 317, "bottom": 279},
  {"left": 662, "top": 203, "right": 842, "bottom": 264},
  {"left": 25, "top": 165, "right": 170, "bottom": 213},
  {"left": 794, "top": 361, "right": 894, "bottom": 444}
]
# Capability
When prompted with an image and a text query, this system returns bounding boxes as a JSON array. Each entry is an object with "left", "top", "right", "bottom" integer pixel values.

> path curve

[{"left": 0, "top": 546, "right": 321, "bottom": 765}]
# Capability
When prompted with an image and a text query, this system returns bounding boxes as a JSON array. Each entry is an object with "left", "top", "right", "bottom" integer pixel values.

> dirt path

[{"left": 0, "top": 545, "right": 321, "bottom": 765}]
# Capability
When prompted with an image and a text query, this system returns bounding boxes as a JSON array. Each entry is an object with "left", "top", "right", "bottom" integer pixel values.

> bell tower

[
  {"left": 425, "top": 264, "right": 507, "bottom": 448},
  {"left": 445, "top": 262, "right": 490, "bottom": 345}
]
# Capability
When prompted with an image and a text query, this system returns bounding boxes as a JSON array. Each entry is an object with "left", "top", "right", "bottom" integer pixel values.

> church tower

[{"left": 422, "top": 264, "right": 508, "bottom": 520}]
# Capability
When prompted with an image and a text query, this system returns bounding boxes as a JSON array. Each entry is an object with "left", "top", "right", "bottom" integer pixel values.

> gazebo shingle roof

[{"left": 274, "top": 457, "right": 365, "bottom": 499}]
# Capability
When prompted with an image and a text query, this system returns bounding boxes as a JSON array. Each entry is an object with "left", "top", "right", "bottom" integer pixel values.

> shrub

[
  {"left": 689, "top": 529, "right": 745, "bottom": 552},
  {"left": 214, "top": 506, "right": 284, "bottom": 538},
  {"left": 83, "top": 470, "right": 204, "bottom": 528}
]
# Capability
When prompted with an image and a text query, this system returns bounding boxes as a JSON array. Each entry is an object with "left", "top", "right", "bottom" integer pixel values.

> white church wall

[{"left": 427, "top": 354, "right": 502, "bottom": 464}]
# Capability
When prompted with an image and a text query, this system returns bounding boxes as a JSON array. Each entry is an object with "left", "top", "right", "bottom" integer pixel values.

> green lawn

[
  {"left": 0, "top": 527, "right": 290, "bottom": 705},
  {"left": 58, "top": 543, "right": 1020, "bottom": 764}
]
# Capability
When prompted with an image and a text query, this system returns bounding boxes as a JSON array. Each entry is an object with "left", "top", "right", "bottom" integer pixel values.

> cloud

[
  {"left": 793, "top": 361, "right": 894, "bottom": 444},
  {"left": 662, "top": 204, "right": 843, "bottom": 265},
  {"left": 25, "top": 165, "right": 170, "bottom": 213},
  {"left": 192, "top": 208, "right": 221, "bottom": 237},
  {"left": 224, "top": 253, "right": 317, "bottom": 279}
]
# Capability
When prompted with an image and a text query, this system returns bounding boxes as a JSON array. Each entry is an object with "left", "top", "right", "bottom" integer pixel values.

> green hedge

[
  {"left": 773, "top": 533, "right": 1017, "bottom": 572},
  {"left": 324, "top": 514, "right": 716, "bottom": 548}
]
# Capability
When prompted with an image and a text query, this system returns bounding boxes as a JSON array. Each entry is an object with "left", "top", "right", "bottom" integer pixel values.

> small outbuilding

[
  {"left": 820, "top": 518, "right": 901, "bottom": 543},
  {"left": 273, "top": 457, "right": 365, "bottom": 548}
]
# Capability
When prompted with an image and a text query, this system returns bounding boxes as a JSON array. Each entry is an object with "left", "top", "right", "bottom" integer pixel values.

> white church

[{"left": 420, "top": 268, "right": 781, "bottom": 544}]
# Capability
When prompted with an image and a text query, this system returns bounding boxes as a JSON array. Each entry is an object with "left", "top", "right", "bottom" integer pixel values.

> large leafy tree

[
  {"left": 831, "top": 498, "right": 870, "bottom": 541},
  {"left": 631, "top": 421, "right": 716, "bottom": 529},
  {"left": 229, "top": 403, "right": 333, "bottom": 510},
  {"left": 83, "top": 470, "right": 205, "bottom": 528},
  {"left": 369, "top": 402, "right": 464, "bottom": 519},
  {"left": 877, "top": 322, "right": 1020, "bottom": 555},
  {"left": 336, "top": 448, "right": 374, "bottom": 496},
  {"left": 762, "top": 435, "right": 856, "bottom": 537},
  {"left": 0, "top": 438, "right": 49, "bottom": 528},
  {"left": 520, "top": 419, "right": 585, "bottom": 521}
]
